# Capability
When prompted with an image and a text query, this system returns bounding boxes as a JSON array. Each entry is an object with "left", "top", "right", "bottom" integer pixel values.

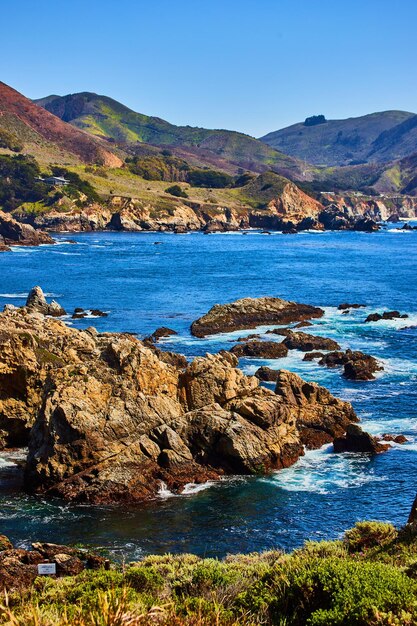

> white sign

[{"left": 37, "top": 563, "right": 56, "bottom": 575}]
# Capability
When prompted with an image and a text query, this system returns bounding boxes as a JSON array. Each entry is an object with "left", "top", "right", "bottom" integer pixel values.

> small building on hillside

[{"left": 35, "top": 176, "right": 70, "bottom": 186}]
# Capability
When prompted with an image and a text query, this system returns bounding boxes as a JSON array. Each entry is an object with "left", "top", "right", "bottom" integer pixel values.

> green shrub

[
  {"left": 187, "top": 169, "right": 234, "bottom": 188},
  {"left": 238, "top": 557, "right": 417, "bottom": 626},
  {"left": 165, "top": 184, "right": 188, "bottom": 198},
  {"left": 344, "top": 522, "right": 398, "bottom": 553},
  {"left": 125, "top": 565, "right": 164, "bottom": 592}
]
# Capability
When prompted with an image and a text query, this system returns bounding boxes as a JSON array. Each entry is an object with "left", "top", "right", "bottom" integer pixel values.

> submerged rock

[
  {"left": 191, "top": 297, "right": 324, "bottom": 337},
  {"left": 333, "top": 424, "right": 390, "bottom": 454}
]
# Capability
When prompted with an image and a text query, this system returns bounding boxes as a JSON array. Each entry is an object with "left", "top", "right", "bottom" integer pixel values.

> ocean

[{"left": 0, "top": 226, "right": 416, "bottom": 559}]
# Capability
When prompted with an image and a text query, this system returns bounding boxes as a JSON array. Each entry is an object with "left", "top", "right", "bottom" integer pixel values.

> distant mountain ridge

[
  {"left": 34, "top": 92, "right": 305, "bottom": 179},
  {"left": 260, "top": 111, "right": 417, "bottom": 167}
]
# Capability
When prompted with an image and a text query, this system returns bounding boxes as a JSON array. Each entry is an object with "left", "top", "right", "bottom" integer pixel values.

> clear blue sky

[{"left": 2, "top": 0, "right": 417, "bottom": 137}]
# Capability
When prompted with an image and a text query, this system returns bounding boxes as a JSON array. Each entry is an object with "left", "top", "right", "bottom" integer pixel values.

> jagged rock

[
  {"left": 409, "top": 495, "right": 417, "bottom": 525},
  {"left": 365, "top": 311, "right": 408, "bottom": 322},
  {"left": 54, "top": 553, "right": 84, "bottom": 576},
  {"left": 236, "top": 334, "right": 261, "bottom": 342},
  {"left": 0, "top": 210, "right": 54, "bottom": 248},
  {"left": 0, "top": 235, "right": 11, "bottom": 252},
  {"left": 319, "top": 349, "right": 383, "bottom": 380},
  {"left": 353, "top": 218, "right": 380, "bottom": 232},
  {"left": 90, "top": 309, "right": 108, "bottom": 317},
  {"left": 274, "top": 370, "right": 357, "bottom": 448},
  {"left": 294, "top": 321, "right": 313, "bottom": 328},
  {"left": 0, "top": 549, "right": 43, "bottom": 590},
  {"left": 282, "top": 330, "right": 340, "bottom": 352},
  {"left": 230, "top": 341, "right": 288, "bottom": 359},
  {"left": 26, "top": 286, "right": 66, "bottom": 317},
  {"left": 338, "top": 303, "right": 366, "bottom": 310},
  {"left": 382, "top": 434, "right": 408, "bottom": 444},
  {"left": 303, "top": 351, "right": 325, "bottom": 361},
  {"left": 333, "top": 424, "right": 390, "bottom": 453},
  {"left": 254, "top": 366, "right": 280, "bottom": 382},
  {"left": 191, "top": 297, "right": 324, "bottom": 337},
  {"left": 0, "top": 306, "right": 358, "bottom": 504},
  {"left": 0, "top": 535, "right": 12, "bottom": 551},
  {"left": 149, "top": 327, "right": 178, "bottom": 342}
]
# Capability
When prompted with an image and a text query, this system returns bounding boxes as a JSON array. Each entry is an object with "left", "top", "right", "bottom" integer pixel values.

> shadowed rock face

[
  {"left": 0, "top": 211, "right": 54, "bottom": 248},
  {"left": 191, "top": 297, "right": 324, "bottom": 338},
  {"left": 230, "top": 341, "right": 288, "bottom": 359},
  {"left": 318, "top": 349, "right": 383, "bottom": 380},
  {"left": 281, "top": 331, "right": 341, "bottom": 352},
  {"left": 0, "top": 306, "right": 358, "bottom": 504},
  {"left": 274, "top": 370, "right": 358, "bottom": 449},
  {"left": 333, "top": 424, "right": 390, "bottom": 454}
]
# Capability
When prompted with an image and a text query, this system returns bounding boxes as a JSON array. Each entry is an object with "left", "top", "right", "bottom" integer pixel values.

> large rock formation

[
  {"left": 191, "top": 297, "right": 324, "bottom": 337},
  {"left": 0, "top": 303, "right": 358, "bottom": 503},
  {"left": 274, "top": 370, "right": 357, "bottom": 448},
  {"left": 0, "top": 210, "right": 54, "bottom": 248},
  {"left": 25, "top": 286, "right": 66, "bottom": 317}
]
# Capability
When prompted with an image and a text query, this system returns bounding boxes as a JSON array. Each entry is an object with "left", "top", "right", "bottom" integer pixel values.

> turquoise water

[{"left": 0, "top": 226, "right": 416, "bottom": 559}]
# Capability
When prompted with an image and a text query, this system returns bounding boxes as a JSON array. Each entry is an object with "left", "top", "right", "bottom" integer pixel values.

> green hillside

[
  {"left": 35, "top": 92, "right": 305, "bottom": 179},
  {"left": 260, "top": 111, "right": 416, "bottom": 166}
]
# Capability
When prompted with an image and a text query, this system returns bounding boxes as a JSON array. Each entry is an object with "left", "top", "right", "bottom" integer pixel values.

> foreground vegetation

[{"left": 3, "top": 522, "right": 417, "bottom": 625}]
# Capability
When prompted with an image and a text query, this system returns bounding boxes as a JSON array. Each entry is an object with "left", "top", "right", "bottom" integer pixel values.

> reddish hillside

[{"left": 0, "top": 82, "right": 122, "bottom": 167}]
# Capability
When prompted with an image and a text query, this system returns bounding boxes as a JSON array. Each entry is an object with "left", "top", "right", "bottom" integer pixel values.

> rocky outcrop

[
  {"left": 0, "top": 538, "right": 106, "bottom": 590},
  {"left": 274, "top": 370, "right": 358, "bottom": 449},
  {"left": 0, "top": 304, "right": 358, "bottom": 503},
  {"left": 148, "top": 327, "right": 178, "bottom": 342},
  {"left": 191, "top": 297, "right": 324, "bottom": 337},
  {"left": 282, "top": 331, "right": 341, "bottom": 352},
  {"left": 333, "top": 424, "right": 390, "bottom": 454},
  {"left": 0, "top": 210, "right": 54, "bottom": 247},
  {"left": 26, "top": 286, "right": 66, "bottom": 317},
  {"left": 338, "top": 303, "right": 366, "bottom": 310},
  {"left": 320, "top": 191, "right": 417, "bottom": 222},
  {"left": 365, "top": 311, "right": 408, "bottom": 322},
  {"left": 230, "top": 341, "right": 288, "bottom": 359},
  {"left": 318, "top": 349, "right": 383, "bottom": 380},
  {"left": 319, "top": 207, "right": 380, "bottom": 231},
  {"left": 255, "top": 366, "right": 280, "bottom": 382}
]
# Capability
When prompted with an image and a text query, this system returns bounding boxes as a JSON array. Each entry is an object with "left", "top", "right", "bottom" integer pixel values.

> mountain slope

[
  {"left": 0, "top": 82, "right": 122, "bottom": 167},
  {"left": 260, "top": 111, "right": 416, "bottom": 166},
  {"left": 35, "top": 92, "right": 305, "bottom": 179}
]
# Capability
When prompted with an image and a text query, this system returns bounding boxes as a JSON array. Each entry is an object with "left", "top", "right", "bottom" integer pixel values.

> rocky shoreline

[
  {"left": 1, "top": 199, "right": 416, "bottom": 252},
  {"left": 0, "top": 290, "right": 396, "bottom": 506}
]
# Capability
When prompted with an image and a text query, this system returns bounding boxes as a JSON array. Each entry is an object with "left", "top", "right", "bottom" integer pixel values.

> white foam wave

[
  {"left": 0, "top": 293, "right": 28, "bottom": 298},
  {"left": 181, "top": 481, "right": 215, "bottom": 495},
  {"left": 263, "top": 445, "right": 387, "bottom": 495}
]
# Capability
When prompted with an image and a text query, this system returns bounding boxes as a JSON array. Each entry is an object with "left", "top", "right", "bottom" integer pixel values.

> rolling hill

[
  {"left": 34, "top": 92, "right": 306, "bottom": 179},
  {"left": 260, "top": 111, "right": 417, "bottom": 167},
  {"left": 0, "top": 82, "right": 122, "bottom": 167}
]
